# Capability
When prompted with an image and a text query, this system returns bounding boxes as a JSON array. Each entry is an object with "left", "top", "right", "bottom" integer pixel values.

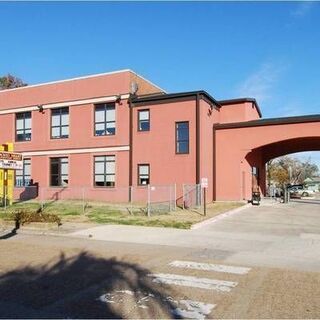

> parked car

[{"left": 288, "top": 185, "right": 315, "bottom": 197}]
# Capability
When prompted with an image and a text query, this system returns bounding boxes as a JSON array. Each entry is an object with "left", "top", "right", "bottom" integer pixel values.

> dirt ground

[{"left": 0, "top": 233, "right": 319, "bottom": 319}]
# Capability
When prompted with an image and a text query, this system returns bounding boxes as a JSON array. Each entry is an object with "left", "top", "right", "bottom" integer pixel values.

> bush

[{"left": 10, "top": 209, "right": 61, "bottom": 227}]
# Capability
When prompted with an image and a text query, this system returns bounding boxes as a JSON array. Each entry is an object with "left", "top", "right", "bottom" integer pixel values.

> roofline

[
  {"left": 214, "top": 114, "right": 320, "bottom": 129},
  {"left": 129, "top": 70, "right": 166, "bottom": 93},
  {"left": 131, "top": 90, "right": 221, "bottom": 108},
  {"left": 218, "top": 98, "right": 262, "bottom": 118},
  {"left": 0, "top": 69, "right": 165, "bottom": 94}
]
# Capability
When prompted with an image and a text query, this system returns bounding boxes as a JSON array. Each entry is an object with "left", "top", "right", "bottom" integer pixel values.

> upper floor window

[
  {"left": 138, "top": 164, "right": 150, "bottom": 185},
  {"left": 95, "top": 103, "right": 115, "bottom": 136},
  {"left": 16, "top": 112, "right": 31, "bottom": 141},
  {"left": 15, "top": 158, "right": 31, "bottom": 187},
  {"left": 51, "top": 107, "right": 69, "bottom": 139},
  {"left": 50, "top": 157, "right": 68, "bottom": 187},
  {"left": 94, "top": 155, "right": 115, "bottom": 187},
  {"left": 138, "top": 109, "right": 150, "bottom": 131},
  {"left": 176, "top": 121, "right": 189, "bottom": 154}
]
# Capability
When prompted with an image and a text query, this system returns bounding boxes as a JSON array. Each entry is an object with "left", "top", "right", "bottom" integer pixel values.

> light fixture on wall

[{"left": 37, "top": 105, "right": 44, "bottom": 113}]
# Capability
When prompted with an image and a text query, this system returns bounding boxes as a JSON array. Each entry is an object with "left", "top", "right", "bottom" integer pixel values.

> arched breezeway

[{"left": 213, "top": 115, "right": 320, "bottom": 201}]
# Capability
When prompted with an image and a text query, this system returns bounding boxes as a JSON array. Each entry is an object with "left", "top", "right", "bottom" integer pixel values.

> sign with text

[
  {"left": 201, "top": 177, "right": 208, "bottom": 188},
  {"left": 0, "top": 152, "right": 23, "bottom": 170}
]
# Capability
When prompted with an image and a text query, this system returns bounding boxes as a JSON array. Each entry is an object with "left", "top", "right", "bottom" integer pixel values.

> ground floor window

[
  {"left": 15, "top": 158, "right": 31, "bottom": 187},
  {"left": 138, "top": 164, "right": 150, "bottom": 185},
  {"left": 94, "top": 155, "right": 115, "bottom": 187},
  {"left": 50, "top": 157, "right": 68, "bottom": 187}
]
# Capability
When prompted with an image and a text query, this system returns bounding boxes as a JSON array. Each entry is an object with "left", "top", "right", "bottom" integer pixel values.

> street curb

[{"left": 190, "top": 203, "right": 251, "bottom": 230}]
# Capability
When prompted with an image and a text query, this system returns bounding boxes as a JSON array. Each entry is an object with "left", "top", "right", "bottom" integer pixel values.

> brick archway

[{"left": 214, "top": 115, "right": 320, "bottom": 201}]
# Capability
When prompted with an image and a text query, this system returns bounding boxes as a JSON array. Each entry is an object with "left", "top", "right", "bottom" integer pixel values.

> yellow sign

[{"left": 0, "top": 143, "right": 15, "bottom": 206}]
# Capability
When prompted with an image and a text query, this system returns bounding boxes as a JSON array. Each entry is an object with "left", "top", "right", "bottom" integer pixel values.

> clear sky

[{"left": 0, "top": 1, "right": 319, "bottom": 168}]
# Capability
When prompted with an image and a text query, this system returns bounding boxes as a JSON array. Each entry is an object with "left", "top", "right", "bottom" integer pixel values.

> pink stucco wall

[
  {"left": 219, "top": 102, "right": 260, "bottom": 124},
  {"left": 132, "top": 100, "right": 197, "bottom": 201}
]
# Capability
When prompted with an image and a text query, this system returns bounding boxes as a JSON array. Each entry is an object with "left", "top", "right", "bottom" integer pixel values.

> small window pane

[
  {"left": 61, "top": 113, "right": 69, "bottom": 126},
  {"left": 51, "top": 127, "right": 60, "bottom": 138},
  {"left": 106, "top": 107, "right": 115, "bottom": 121},
  {"left": 139, "top": 111, "right": 149, "bottom": 121},
  {"left": 106, "top": 122, "right": 115, "bottom": 135},
  {"left": 95, "top": 123, "right": 105, "bottom": 136},
  {"left": 61, "top": 126, "right": 69, "bottom": 138},
  {"left": 61, "top": 162, "right": 68, "bottom": 175},
  {"left": 139, "top": 121, "right": 150, "bottom": 131},
  {"left": 16, "top": 119, "right": 24, "bottom": 130},
  {"left": 177, "top": 141, "right": 189, "bottom": 153},
  {"left": 106, "top": 161, "right": 115, "bottom": 173},
  {"left": 95, "top": 162, "right": 104, "bottom": 174},
  {"left": 139, "top": 165, "right": 149, "bottom": 175},
  {"left": 95, "top": 175, "right": 104, "bottom": 182},
  {"left": 52, "top": 114, "right": 60, "bottom": 126},
  {"left": 106, "top": 175, "right": 115, "bottom": 182},
  {"left": 95, "top": 107, "right": 105, "bottom": 122},
  {"left": 25, "top": 118, "right": 31, "bottom": 129}
]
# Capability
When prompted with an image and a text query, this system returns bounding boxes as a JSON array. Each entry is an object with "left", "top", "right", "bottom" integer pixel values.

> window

[
  {"left": 15, "top": 159, "right": 31, "bottom": 187},
  {"left": 50, "top": 157, "right": 68, "bottom": 187},
  {"left": 94, "top": 155, "right": 115, "bottom": 187},
  {"left": 16, "top": 112, "right": 31, "bottom": 141},
  {"left": 176, "top": 122, "right": 189, "bottom": 154},
  {"left": 138, "top": 109, "right": 150, "bottom": 131},
  {"left": 95, "top": 103, "right": 116, "bottom": 136},
  {"left": 51, "top": 107, "right": 69, "bottom": 139},
  {"left": 138, "top": 164, "right": 150, "bottom": 185}
]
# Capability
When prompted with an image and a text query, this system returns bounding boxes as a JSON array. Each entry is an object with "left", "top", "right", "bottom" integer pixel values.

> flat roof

[
  {"left": 214, "top": 114, "right": 320, "bottom": 129},
  {"left": 131, "top": 90, "right": 221, "bottom": 108},
  {"left": 218, "top": 98, "right": 262, "bottom": 118}
]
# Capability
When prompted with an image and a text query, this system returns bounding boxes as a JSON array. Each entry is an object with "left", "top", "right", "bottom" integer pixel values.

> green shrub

[{"left": 10, "top": 209, "right": 61, "bottom": 226}]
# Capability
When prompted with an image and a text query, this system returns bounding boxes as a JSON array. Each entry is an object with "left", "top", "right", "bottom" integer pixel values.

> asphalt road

[{"left": 0, "top": 200, "right": 319, "bottom": 319}]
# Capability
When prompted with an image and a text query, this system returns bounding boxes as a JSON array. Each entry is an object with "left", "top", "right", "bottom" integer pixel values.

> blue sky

[{"left": 0, "top": 1, "right": 319, "bottom": 168}]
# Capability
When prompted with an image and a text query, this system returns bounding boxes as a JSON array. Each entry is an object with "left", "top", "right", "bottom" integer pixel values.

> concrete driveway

[{"left": 71, "top": 200, "right": 320, "bottom": 272}]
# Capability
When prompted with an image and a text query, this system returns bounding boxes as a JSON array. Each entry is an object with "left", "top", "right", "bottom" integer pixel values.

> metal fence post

[
  {"left": 82, "top": 187, "right": 85, "bottom": 214},
  {"left": 40, "top": 187, "right": 44, "bottom": 211},
  {"left": 147, "top": 184, "right": 151, "bottom": 217},
  {"left": 182, "top": 184, "right": 185, "bottom": 210},
  {"left": 174, "top": 183, "right": 177, "bottom": 211}
]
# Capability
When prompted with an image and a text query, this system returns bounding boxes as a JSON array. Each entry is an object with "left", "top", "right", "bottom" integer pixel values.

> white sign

[
  {"left": 0, "top": 152, "right": 23, "bottom": 170},
  {"left": 201, "top": 177, "right": 208, "bottom": 188}
]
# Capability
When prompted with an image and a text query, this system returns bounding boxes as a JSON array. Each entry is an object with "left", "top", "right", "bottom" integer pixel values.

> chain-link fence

[
  {"left": 147, "top": 184, "right": 176, "bottom": 216},
  {"left": 9, "top": 184, "right": 177, "bottom": 216},
  {"left": 182, "top": 184, "right": 202, "bottom": 210}
]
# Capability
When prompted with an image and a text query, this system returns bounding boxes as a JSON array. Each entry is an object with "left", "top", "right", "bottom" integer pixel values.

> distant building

[{"left": 304, "top": 177, "right": 320, "bottom": 191}]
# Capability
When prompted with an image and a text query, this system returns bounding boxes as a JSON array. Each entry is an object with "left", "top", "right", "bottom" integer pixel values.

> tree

[
  {"left": 267, "top": 155, "right": 319, "bottom": 187},
  {"left": 0, "top": 74, "right": 27, "bottom": 90}
]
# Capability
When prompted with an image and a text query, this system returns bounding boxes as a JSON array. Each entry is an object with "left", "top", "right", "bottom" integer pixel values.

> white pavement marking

[
  {"left": 172, "top": 299, "right": 216, "bottom": 319},
  {"left": 148, "top": 273, "right": 238, "bottom": 292},
  {"left": 98, "top": 291, "right": 215, "bottom": 319},
  {"left": 169, "top": 260, "right": 251, "bottom": 275}
]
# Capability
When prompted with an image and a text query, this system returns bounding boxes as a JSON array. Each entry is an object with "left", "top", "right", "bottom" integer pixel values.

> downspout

[
  {"left": 196, "top": 93, "right": 200, "bottom": 184},
  {"left": 128, "top": 95, "right": 133, "bottom": 201}
]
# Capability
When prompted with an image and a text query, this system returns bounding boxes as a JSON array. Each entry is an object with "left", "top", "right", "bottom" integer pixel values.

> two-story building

[{"left": 0, "top": 69, "right": 264, "bottom": 203}]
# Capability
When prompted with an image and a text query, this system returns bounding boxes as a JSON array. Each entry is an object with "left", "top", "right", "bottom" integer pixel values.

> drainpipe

[
  {"left": 196, "top": 93, "right": 200, "bottom": 185},
  {"left": 128, "top": 95, "right": 133, "bottom": 201}
]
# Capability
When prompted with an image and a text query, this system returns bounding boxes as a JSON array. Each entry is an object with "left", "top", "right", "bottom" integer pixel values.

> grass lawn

[{"left": 0, "top": 200, "right": 245, "bottom": 229}]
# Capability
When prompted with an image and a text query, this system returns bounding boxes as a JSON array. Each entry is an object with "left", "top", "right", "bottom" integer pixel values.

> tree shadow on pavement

[{"left": 0, "top": 251, "right": 180, "bottom": 319}]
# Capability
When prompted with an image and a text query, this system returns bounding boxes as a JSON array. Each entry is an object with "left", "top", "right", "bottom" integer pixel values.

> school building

[{"left": 0, "top": 69, "right": 319, "bottom": 203}]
